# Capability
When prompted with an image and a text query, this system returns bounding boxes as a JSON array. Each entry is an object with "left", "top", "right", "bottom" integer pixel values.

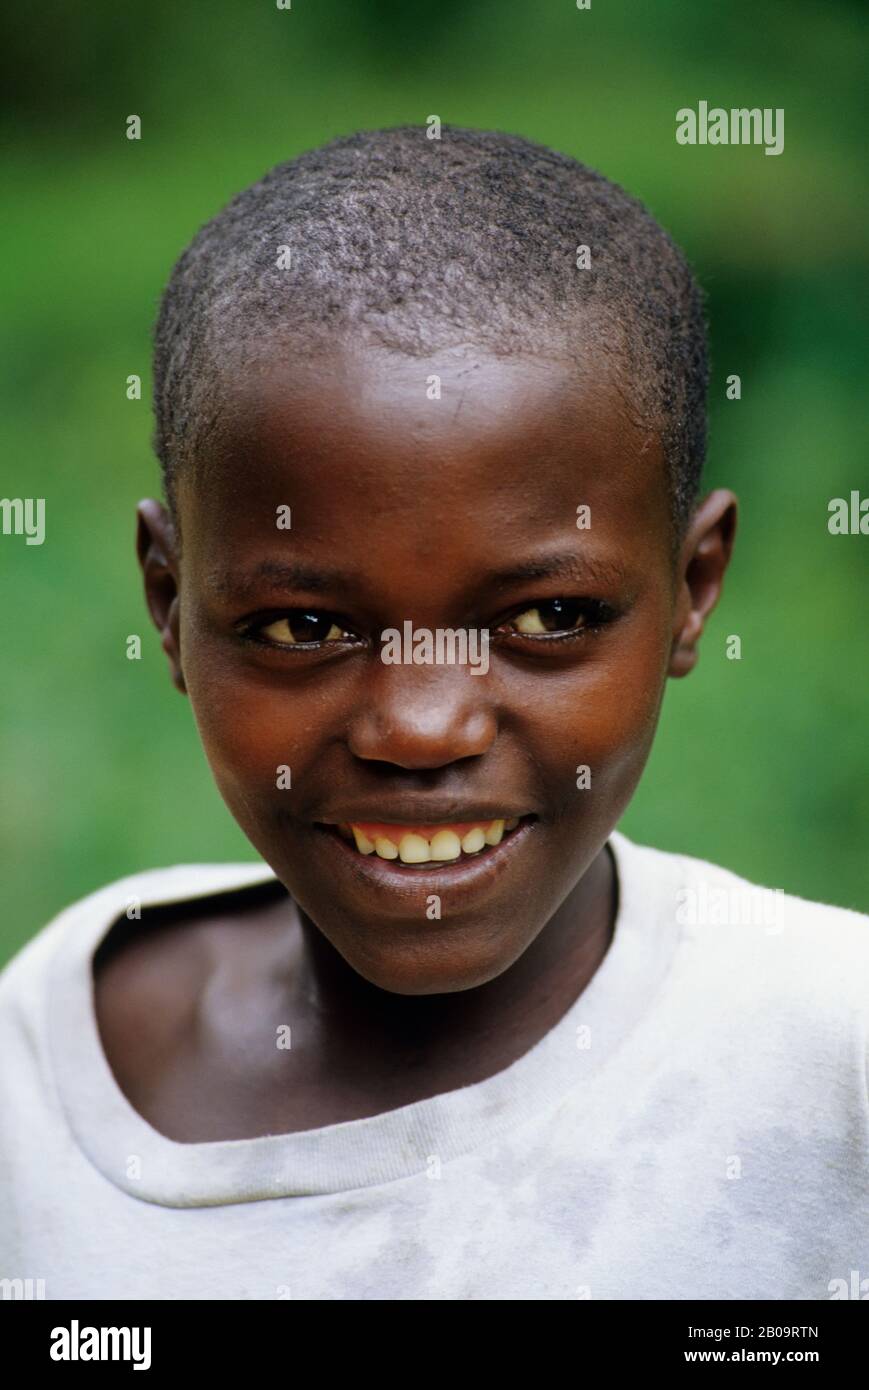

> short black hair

[{"left": 152, "top": 124, "right": 709, "bottom": 533}]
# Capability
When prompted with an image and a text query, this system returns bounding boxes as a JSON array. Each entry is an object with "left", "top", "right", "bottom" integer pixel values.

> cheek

[
  {"left": 180, "top": 630, "right": 325, "bottom": 816},
  {"left": 527, "top": 626, "right": 669, "bottom": 819}
]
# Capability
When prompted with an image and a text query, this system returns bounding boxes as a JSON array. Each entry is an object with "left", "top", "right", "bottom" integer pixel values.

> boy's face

[{"left": 139, "top": 341, "right": 735, "bottom": 994}]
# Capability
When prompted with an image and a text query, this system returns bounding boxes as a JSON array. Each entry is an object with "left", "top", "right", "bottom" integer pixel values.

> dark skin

[{"left": 95, "top": 341, "right": 736, "bottom": 1142}]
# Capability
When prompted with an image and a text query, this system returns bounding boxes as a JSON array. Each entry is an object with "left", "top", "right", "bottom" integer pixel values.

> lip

[
  {"left": 317, "top": 805, "right": 531, "bottom": 826},
  {"left": 311, "top": 815, "right": 539, "bottom": 899}
]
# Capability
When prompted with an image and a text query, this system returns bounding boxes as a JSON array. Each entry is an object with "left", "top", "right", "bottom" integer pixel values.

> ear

[
  {"left": 669, "top": 489, "right": 738, "bottom": 678},
  {"left": 136, "top": 499, "right": 186, "bottom": 694}
]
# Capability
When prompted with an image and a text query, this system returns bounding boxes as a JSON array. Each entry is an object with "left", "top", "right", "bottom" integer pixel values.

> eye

[
  {"left": 250, "top": 610, "right": 354, "bottom": 646},
  {"left": 501, "top": 598, "right": 597, "bottom": 636}
]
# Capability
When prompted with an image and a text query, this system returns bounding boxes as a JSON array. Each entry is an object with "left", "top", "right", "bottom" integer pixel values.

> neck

[{"left": 290, "top": 844, "right": 616, "bottom": 1086}]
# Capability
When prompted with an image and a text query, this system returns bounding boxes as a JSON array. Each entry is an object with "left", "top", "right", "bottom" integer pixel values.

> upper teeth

[{"left": 344, "top": 817, "right": 520, "bottom": 864}]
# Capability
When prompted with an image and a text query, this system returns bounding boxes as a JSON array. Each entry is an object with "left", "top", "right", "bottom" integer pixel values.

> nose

[{"left": 346, "top": 660, "right": 498, "bottom": 769}]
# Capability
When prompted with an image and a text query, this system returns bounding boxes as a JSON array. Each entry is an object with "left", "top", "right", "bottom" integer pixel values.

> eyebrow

[
  {"left": 206, "top": 561, "right": 350, "bottom": 601},
  {"left": 485, "top": 551, "right": 631, "bottom": 590},
  {"left": 209, "top": 550, "right": 630, "bottom": 604}
]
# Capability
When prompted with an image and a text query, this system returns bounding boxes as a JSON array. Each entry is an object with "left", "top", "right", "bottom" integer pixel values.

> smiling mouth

[{"left": 321, "top": 816, "right": 530, "bottom": 869}]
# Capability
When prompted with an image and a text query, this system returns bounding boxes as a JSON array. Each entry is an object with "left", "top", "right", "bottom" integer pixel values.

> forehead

[{"left": 180, "top": 343, "right": 670, "bottom": 588}]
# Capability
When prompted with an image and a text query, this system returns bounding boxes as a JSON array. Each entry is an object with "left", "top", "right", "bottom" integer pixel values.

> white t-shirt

[{"left": 1, "top": 831, "right": 867, "bottom": 1301}]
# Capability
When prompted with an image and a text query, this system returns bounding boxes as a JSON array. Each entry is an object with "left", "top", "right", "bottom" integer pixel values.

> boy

[{"left": 1, "top": 125, "right": 866, "bottom": 1301}]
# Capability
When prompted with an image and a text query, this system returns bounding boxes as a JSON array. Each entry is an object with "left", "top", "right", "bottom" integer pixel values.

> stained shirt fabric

[{"left": 1, "top": 831, "right": 867, "bottom": 1300}]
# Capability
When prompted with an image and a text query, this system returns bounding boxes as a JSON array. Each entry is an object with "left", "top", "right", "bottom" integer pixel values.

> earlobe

[
  {"left": 669, "top": 613, "right": 701, "bottom": 677},
  {"left": 135, "top": 499, "right": 186, "bottom": 694},
  {"left": 668, "top": 489, "right": 738, "bottom": 679}
]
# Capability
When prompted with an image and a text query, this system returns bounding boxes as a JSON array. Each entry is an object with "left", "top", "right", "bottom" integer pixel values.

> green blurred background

[{"left": 1, "top": 0, "right": 867, "bottom": 964}]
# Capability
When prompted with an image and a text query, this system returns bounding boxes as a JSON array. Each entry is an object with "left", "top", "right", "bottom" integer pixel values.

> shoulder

[
  {"left": 0, "top": 861, "right": 277, "bottom": 1024},
  {"left": 612, "top": 831, "right": 869, "bottom": 1025}
]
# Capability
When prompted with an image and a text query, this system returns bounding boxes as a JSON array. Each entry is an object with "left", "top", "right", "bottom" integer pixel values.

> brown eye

[
  {"left": 257, "top": 611, "right": 350, "bottom": 645},
  {"left": 508, "top": 599, "right": 588, "bottom": 635}
]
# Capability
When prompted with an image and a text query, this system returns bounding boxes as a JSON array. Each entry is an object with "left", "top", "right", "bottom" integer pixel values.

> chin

[{"left": 336, "top": 930, "right": 525, "bottom": 996}]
